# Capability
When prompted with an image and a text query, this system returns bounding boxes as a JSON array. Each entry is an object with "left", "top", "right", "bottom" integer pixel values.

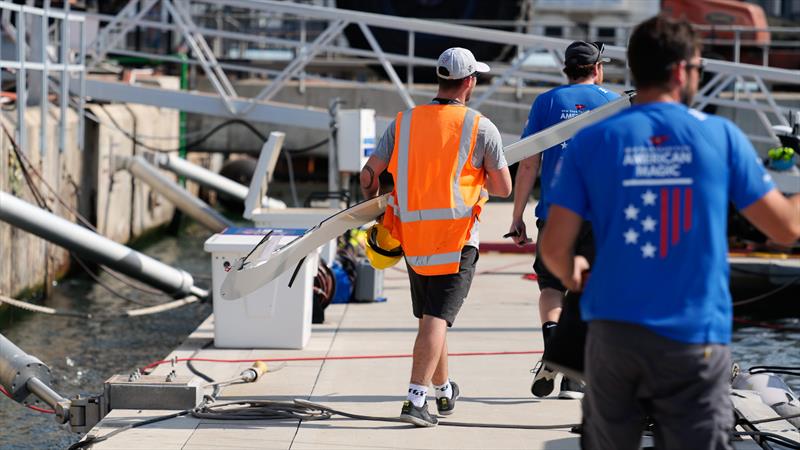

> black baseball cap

[{"left": 565, "top": 41, "right": 611, "bottom": 67}]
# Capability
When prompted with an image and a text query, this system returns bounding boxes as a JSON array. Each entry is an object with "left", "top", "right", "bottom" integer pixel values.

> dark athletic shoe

[
  {"left": 531, "top": 360, "right": 557, "bottom": 397},
  {"left": 558, "top": 377, "right": 585, "bottom": 400},
  {"left": 399, "top": 401, "right": 438, "bottom": 427},
  {"left": 436, "top": 381, "right": 460, "bottom": 416}
]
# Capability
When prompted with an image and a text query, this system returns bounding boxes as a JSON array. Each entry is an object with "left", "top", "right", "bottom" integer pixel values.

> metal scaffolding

[
  {"left": 70, "top": 0, "right": 800, "bottom": 147},
  {"left": 0, "top": 2, "right": 86, "bottom": 154}
]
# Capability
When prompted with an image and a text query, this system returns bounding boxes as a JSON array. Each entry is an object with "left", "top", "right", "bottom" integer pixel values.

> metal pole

[
  {"left": 734, "top": 29, "right": 741, "bottom": 64},
  {"left": 152, "top": 152, "right": 250, "bottom": 200},
  {"left": 407, "top": 31, "right": 414, "bottom": 89},
  {"left": 40, "top": 3, "right": 48, "bottom": 157},
  {"left": 328, "top": 98, "right": 340, "bottom": 208},
  {"left": 179, "top": 51, "right": 188, "bottom": 185},
  {"left": 299, "top": 18, "right": 306, "bottom": 94},
  {"left": 0, "top": 332, "right": 69, "bottom": 423},
  {"left": 120, "top": 155, "right": 234, "bottom": 232},
  {"left": 16, "top": 10, "right": 27, "bottom": 153},
  {"left": 78, "top": 17, "right": 86, "bottom": 151},
  {"left": 26, "top": 377, "right": 68, "bottom": 416},
  {"left": 358, "top": 22, "right": 414, "bottom": 109},
  {"left": 0, "top": 191, "right": 200, "bottom": 298},
  {"left": 59, "top": 1, "right": 69, "bottom": 154}
]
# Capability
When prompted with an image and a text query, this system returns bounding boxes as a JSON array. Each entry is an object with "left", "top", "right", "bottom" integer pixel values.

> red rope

[
  {"left": 0, "top": 385, "right": 55, "bottom": 414},
  {"left": 142, "top": 349, "right": 544, "bottom": 373}
]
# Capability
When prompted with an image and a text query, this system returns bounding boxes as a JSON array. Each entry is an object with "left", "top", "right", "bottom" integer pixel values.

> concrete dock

[{"left": 85, "top": 203, "right": 762, "bottom": 449}]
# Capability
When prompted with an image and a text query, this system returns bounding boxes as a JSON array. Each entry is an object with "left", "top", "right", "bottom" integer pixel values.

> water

[
  {"left": 731, "top": 316, "right": 800, "bottom": 392},
  {"left": 0, "top": 223, "right": 212, "bottom": 450},
  {"left": 0, "top": 223, "right": 798, "bottom": 448}
]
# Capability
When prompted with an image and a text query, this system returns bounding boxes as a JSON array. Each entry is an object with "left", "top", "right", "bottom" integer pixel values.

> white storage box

[{"left": 204, "top": 227, "right": 317, "bottom": 349}]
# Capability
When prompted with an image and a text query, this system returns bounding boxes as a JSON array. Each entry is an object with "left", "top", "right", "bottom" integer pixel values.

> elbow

[
  {"left": 358, "top": 168, "right": 372, "bottom": 191},
  {"left": 486, "top": 168, "right": 512, "bottom": 198},
  {"left": 488, "top": 176, "right": 513, "bottom": 198},
  {"left": 489, "top": 184, "right": 512, "bottom": 198}
]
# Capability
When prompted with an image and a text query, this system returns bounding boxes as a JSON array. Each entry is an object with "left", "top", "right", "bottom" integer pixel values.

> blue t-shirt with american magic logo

[
  {"left": 521, "top": 83, "right": 619, "bottom": 220},
  {"left": 549, "top": 102, "right": 775, "bottom": 344}
]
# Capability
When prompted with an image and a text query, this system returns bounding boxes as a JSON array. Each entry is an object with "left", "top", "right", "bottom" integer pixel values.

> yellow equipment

[{"left": 365, "top": 223, "right": 403, "bottom": 270}]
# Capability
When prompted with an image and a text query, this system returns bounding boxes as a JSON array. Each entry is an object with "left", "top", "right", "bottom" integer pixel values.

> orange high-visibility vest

[{"left": 382, "top": 104, "right": 488, "bottom": 276}]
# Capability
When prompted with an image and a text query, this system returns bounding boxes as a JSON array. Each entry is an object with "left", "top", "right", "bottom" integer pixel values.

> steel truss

[
  {"left": 71, "top": 0, "right": 800, "bottom": 144},
  {"left": 0, "top": 2, "right": 86, "bottom": 155}
]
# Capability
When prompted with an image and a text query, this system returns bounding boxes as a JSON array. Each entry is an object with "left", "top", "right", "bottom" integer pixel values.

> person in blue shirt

[
  {"left": 508, "top": 41, "right": 619, "bottom": 400},
  {"left": 541, "top": 16, "right": 800, "bottom": 450}
]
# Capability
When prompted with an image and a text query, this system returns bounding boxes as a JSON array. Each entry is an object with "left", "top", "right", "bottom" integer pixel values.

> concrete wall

[
  {"left": 0, "top": 107, "right": 81, "bottom": 297},
  {"left": 1, "top": 103, "right": 182, "bottom": 298},
  {"left": 83, "top": 104, "right": 179, "bottom": 243}
]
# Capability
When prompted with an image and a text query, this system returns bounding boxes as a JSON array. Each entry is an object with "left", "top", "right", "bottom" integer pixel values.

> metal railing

[
  {"left": 72, "top": 0, "right": 800, "bottom": 145},
  {"left": 0, "top": 2, "right": 86, "bottom": 155}
]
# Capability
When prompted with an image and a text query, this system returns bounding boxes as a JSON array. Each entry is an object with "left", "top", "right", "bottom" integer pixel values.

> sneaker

[
  {"left": 399, "top": 400, "right": 438, "bottom": 427},
  {"left": 436, "top": 381, "right": 459, "bottom": 416},
  {"left": 558, "top": 377, "right": 585, "bottom": 400},
  {"left": 531, "top": 360, "right": 557, "bottom": 397}
]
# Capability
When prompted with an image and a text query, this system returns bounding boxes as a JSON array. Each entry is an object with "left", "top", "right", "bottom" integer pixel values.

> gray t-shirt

[{"left": 373, "top": 104, "right": 508, "bottom": 247}]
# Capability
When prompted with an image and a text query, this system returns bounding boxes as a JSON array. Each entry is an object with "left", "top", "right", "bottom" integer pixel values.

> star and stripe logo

[{"left": 623, "top": 186, "right": 693, "bottom": 259}]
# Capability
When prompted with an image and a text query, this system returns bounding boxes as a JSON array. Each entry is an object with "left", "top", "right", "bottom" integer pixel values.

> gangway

[
  {"left": 3, "top": 1, "right": 799, "bottom": 150},
  {"left": 69, "top": 0, "right": 800, "bottom": 147}
]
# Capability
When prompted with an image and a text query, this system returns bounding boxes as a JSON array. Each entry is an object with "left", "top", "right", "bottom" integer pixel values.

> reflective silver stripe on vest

[
  {"left": 396, "top": 207, "right": 472, "bottom": 222},
  {"left": 394, "top": 107, "right": 479, "bottom": 223},
  {"left": 395, "top": 109, "right": 414, "bottom": 214},
  {"left": 406, "top": 251, "right": 462, "bottom": 267},
  {"left": 452, "top": 109, "right": 478, "bottom": 215}
]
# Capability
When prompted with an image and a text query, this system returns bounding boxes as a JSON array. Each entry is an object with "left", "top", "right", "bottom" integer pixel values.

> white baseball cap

[{"left": 436, "top": 47, "right": 491, "bottom": 80}]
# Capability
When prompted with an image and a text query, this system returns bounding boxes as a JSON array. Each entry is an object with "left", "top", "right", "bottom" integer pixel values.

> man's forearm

[{"left": 512, "top": 156, "right": 541, "bottom": 219}]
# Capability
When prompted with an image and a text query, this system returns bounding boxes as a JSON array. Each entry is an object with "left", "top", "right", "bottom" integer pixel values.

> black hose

[
  {"left": 96, "top": 108, "right": 327, "bottom": 154},
  {"left": 191, "top": 400, "right": 333, "bottom": 421},
  {"left": 186, "top": 341, "right": 220, "bottom": 399}
]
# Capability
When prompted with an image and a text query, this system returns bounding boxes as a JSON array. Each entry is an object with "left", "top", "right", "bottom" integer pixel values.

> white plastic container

[{"left": 204, "top": 227, "right": 317, "bottom": 349}]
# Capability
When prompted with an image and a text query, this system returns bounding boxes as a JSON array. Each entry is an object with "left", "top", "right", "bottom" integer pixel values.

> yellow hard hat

[{"left": 365, "top": 223, "right": 402, "bottom": 270}]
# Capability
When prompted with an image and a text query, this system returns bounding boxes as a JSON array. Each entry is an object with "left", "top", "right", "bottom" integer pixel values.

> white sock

[
  {"left": 433, "top": 380, "right": 452, "bottom": 399},
  {"left": 407, "top": 383, "right": 428, "bottom": 408}
]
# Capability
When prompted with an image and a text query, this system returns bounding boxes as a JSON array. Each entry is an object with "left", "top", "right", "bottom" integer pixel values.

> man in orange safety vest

[{"left": 360, "top": 47, "right": 512, "bottom": 426}]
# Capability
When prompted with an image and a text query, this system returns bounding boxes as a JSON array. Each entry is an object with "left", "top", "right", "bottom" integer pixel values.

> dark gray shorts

[
  {"left": 582, "top": 321, "right": 733, "bottom": 450},
  {"left": 406, "top": 246, "right": 478, "bottom": 327},
  {"left": 533, "top": 219, "right": 595, "bottom": 293}
]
